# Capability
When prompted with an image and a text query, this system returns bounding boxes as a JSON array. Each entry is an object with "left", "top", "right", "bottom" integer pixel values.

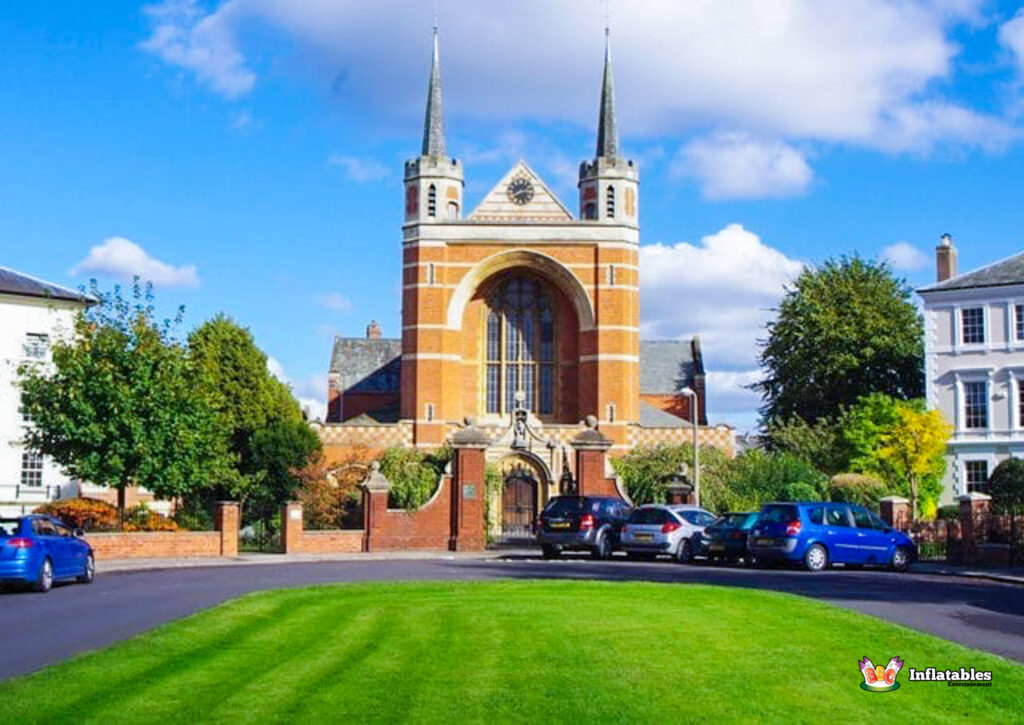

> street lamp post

[{"left": 679, "top": 386, "right": 699, "bottom": 506}]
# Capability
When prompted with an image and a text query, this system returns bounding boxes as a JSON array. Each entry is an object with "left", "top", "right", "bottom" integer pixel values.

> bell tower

[
  {"left": 578, "top": 30, "right": 638, "bottom": 226},
  {"left": 404, "top": 28, "right": 463, "bottom": 224}
]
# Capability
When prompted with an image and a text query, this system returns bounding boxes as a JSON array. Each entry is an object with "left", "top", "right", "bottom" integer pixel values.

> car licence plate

[
  {"left": 549, "top": 521, "right": 570, "bottom": 530},
  {"left": 709, "top": 543, "right": 725, "bottom": 551},
  {"left": 634, "top": 533, "right": 653, "bottom": 542},
  {"left": 755, "top": 538, "right": 773, "bottom": 546}
]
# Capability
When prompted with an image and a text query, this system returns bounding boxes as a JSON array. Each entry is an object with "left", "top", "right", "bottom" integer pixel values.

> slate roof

[
  {"left": 918, "top": 251, "right": 1024, "bottom": 293},
  {"left": 329, "top": 337, "right": 402, "bottom": 393},
  {"left": 637, "top": 401, "right": 688, "bottom": 428},
  {"left": 638, "top": 339, "right": 702, "bottom": 394},
  {"left": 0, "top": 266, "right": 95, "bottom": 304}
]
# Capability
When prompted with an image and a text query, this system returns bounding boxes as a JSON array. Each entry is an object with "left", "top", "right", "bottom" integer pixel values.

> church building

[{"left": 318, "top": 30, "right": 734, "bottom": 535}]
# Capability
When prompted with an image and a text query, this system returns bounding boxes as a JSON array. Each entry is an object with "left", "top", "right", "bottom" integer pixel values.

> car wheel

[
  {"left": 591, "top": 533, "right": 612, "bottom": 559},
  {"left": 77, "top": 554, "right": 95, "bottom": 584},
  {"left": 890, "top": 546, "right": 911, "bottom": 572},
  {"left": 675, "top": 538, "right": 694, "bottom": 564},
  {"left": 804, "top": 543, "right": 829, "bottom": 572},
  {"left": 34, "top": 558, "right": 53, "bottom": 593},
  {"left": 541, "top": 545, "right": 560, "bottom": 559}
]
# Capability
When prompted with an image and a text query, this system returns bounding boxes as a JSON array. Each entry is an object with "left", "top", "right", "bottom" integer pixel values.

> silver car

[{"left": 620, "top": 504, "right": 718, "bottom": 563}]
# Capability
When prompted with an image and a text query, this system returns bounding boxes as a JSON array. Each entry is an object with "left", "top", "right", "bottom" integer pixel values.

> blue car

[
  {"left": 0, "top": 515, "right": 95, "bottom": 592},
  {"left": 747, "top": 502, "right": 916, "bottom": 573}
]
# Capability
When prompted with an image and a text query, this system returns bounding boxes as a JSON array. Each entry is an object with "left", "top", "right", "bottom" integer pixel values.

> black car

[
  {"left": 536, "top": 496, "right": 632, "bottom": 559},
  {"left": 704, "top": 512, "right": 759, "bottom": 564}
]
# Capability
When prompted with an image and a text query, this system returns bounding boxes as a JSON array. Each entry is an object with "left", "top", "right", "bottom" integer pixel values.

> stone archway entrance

[{"left": 495, "top": 454, "right": 550, "bottom": 543}]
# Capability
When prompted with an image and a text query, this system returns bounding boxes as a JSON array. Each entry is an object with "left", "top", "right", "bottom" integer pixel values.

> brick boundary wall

[
  {"left": 280, "top": 501, "right": 365, "bottom": 554},
  {"left": 84, "top": 502, "right": 240, "bottom": 560}
]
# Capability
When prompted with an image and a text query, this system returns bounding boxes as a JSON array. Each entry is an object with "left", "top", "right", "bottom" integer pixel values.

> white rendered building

[
  {"left": 919, "top": 236, "right": 1024, "bottom": 503},
  {"left": 0, "top": 267, "right": 93, "bottom": 517}
]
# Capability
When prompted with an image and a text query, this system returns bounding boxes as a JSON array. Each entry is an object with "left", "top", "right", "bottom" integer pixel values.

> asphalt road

[{"left": 1, "top": 556, "right": 1021, "bottom": 680}]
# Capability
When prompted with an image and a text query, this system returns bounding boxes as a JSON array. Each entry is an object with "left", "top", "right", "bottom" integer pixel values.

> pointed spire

[
  {"left": 596, "top": 28, "right": 619, "bottom": 159},
  {"left": 421, "top": 27, "right": 446, "bottom": 158}
]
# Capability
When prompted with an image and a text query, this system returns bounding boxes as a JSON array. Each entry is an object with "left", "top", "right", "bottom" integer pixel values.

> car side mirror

[{"left": 74, "top": 528, "right": 85, "bottom": 538}]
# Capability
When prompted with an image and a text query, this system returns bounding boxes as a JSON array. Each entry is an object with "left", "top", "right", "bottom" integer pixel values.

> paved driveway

[{"left": 1, "top": 556, "right": 1021, "bottom": 679}]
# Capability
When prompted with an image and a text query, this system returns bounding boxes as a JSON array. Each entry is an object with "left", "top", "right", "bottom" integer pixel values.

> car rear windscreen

[
  {"left": 628, "top": 508, "right": 670, "bottom": 524},
  {"left": 0, "top": 519, "right": 20, "bottom": 537},
  {"left": 543, "top": 498, "right": 588, "bottom": 516},
  {"left": 761, "top": 505, "right": 799, "bottom": 524}
]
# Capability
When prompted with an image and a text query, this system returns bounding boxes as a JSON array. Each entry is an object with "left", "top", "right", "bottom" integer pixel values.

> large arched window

[{"left": 485, "top": 276, "right": 555, "bottom": 416}]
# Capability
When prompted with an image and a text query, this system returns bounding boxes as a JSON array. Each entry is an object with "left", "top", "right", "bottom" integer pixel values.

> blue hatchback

[
  {"left": 0, "top": 515, "right": 95, "bottom": 592},
  {"left": 747, "top": 502, "right": 916, "bottom": 572}
]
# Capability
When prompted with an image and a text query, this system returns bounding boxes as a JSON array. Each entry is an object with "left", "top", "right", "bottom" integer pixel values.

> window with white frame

[
  {"left": 21, "top": 452, "right": 43, "bottom": 487},
  {"left": 964, "top": 460, "right": 989, "bottom": 493},
  {"left": 1016, "top": 304, "right": 1024, "bottom": 342},
  {"left": 963, "top": 380, "right": 988, "bottom": 429},
  {"left": 961, "top": 307, "right": 985, "bottom": 344},
  {"left": 23, "top": 333, "right": 49, "bottom": 360},
  {"left": 1019, "top": 383, "right": 1024, "bottom": 429}
]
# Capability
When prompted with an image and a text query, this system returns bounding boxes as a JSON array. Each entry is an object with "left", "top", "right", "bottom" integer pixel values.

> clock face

[{"left": 506, "top": 177, "right": 535, "bottom": 205}]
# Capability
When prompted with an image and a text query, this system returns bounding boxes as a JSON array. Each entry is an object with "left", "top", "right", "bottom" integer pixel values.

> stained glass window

[{"left": 484, "top": 276, "right": 557, "bottom": 415}]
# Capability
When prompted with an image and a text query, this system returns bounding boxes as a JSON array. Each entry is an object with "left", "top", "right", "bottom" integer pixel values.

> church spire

[
  {"left": 595, "top": 28, "right": 619, "bottom": 159},
  {"left": 421, "top": 27, "right": 446, "bottom": 158}
]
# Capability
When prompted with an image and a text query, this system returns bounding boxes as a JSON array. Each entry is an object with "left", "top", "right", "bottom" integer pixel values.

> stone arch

[{"left": 446, "top": 249, "right": 595, "bottom": 331}]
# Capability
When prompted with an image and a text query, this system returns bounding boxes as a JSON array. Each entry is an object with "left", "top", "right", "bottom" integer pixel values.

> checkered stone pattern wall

[
  {"left": 318, "top": 422, "right": 414, "bottom": 449},
  {"left": 628, "top": 424, "right": 735, "bottom": 457}
]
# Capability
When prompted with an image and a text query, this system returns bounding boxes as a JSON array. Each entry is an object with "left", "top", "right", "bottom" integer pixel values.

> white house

[
  {"left": 0, "top": 266, "right": 94, "bottom": 517},
  {"left": 918, "top": 236, "right": 1024, "bottom": 503}
]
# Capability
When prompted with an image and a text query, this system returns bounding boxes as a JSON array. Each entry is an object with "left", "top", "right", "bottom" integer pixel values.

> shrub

[
  {"left": 827, "top": 473, "right": 889, "bottom": 507},
  {"left": 379, "top": 446, "right": 448, "bottom": 510},
  {"left": 723, "top": 449, "right": 827, "bottom": 510},
  {"left": 34, "top": 498, "right": 118, "bottom": 531},
  {"left": 122, "top": 504, "right": 178, "bottom": 532},
  {"left": 294, "top": 449, "right": 374, "bottom": 529},
  {"left": 989, "top": 458, "right": 1024, "bottom": 516},
  {"left": 173, "top": 508, "right": 214, "bottom": 531}
]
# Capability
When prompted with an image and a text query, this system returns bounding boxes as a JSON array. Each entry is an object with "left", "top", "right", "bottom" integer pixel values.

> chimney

[
  {"left": 365, "top": 320, "right": 382, "bottom": 339},
  {"left": 936, "top": 233, "right": 957, "bottom": 283}
]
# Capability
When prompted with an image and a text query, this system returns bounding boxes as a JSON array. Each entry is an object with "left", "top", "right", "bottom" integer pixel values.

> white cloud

[
  {"left": 640, "top": 224, "right": 802, "bottom": 428},
  {"left": 881, "top": 241, "right": 929, "bottom": 270},
  {"left": 266, "top": 356, "right": 327, "bottom": 421},
  {"left": 316, "top": 291, "right": 353, "bottom": 313},
  {"left": 999, "top": 8, "right": 1024, "bottom": 75},
  {"left": 139, "top": 0, "right": 1010, "bottom": 157},
  {"left": 328, "top": 154, "right": 390, "bottom": 183},
  {"left": 72, "top": 237, "right": 200, "bottom": 287},
  {"left": 141, "top": 0, "right": 255, "bottom": 98},
  {"left": 675, "top": 133, "right": 813, "bottom": 200}
]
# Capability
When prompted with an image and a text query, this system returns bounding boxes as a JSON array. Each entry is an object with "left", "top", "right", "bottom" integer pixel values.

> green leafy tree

[
  {"left": 186, "top": 314, "right": 321, "bottom": 518},
  {"left": 754, "top": 257, "right": 923, "bottom": 428},
  {"left": 725, "top": 449, "right": 827, "bottom": 510},
  {"left": 988, "top": 458, "right": 1024, "bottom": 516},
  {"left": 18, "top": 280, "right": 232, "bottom": 519},
  {"left": 611, "top": 443, "right": 732, "bottom": 507},
  {"left": 877, "top": 407, "right": 951, "bottom": 520},
  {"left": 767, "top": 415, "right": 846, "bottom": 476}
]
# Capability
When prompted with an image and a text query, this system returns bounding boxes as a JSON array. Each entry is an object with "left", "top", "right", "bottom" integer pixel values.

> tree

[
  {"left": 186, "top": 315, "right": 321, "bottom": 518},
  {"left": 767, "top": 415, "right": 846, "bottom": 476},
  {"left": 754, "top": 257, "right": 923, "bottom": 428},
  {"left": 877, "top": 407, "right": 952, "bottom": 520},
  {"left": 988, "top": 458, "right": 1024, "bottom": 516},
  {"left": 18, "top": 280, "right": 232, "bottom": 520}
]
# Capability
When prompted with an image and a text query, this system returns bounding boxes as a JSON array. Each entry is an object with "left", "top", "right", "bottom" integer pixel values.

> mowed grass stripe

[{"left": 1, "top": 580, "right": 1021, "bottom": 724}]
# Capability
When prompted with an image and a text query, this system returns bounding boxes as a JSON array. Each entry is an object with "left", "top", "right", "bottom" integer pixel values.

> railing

[{"left": 0, "top": 482, "right": 71, "bottom": 505}]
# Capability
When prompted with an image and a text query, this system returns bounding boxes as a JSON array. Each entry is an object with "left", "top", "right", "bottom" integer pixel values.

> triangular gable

[{"left": 467, "top": 161, "right": 574, "bottom": 222}]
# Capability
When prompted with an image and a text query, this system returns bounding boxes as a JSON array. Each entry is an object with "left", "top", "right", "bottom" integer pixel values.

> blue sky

[{"left": 4, "top": 1, "right": 1024, "bottom": 430}]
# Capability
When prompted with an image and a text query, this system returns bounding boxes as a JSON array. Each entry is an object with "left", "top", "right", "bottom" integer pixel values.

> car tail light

[
  {"left": 6, "top": 538, "right": 34, "bottom": 548},
  {"left": 661, "top": 522, "right": 681, "bottom": 534},
  {"left": 536, "top": 516, "right": 544, "bottom": 530},
  {"left": 785, "top": 520, "right": 802, "bottom": 536},
  {"left": 579, "top": 514, "right": 595, "bottom": 531}
]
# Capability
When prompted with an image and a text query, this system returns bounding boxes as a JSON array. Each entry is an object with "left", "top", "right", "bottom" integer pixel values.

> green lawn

[{"left": 2, "top": 581, "right": 1022, "bottom": 723}]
